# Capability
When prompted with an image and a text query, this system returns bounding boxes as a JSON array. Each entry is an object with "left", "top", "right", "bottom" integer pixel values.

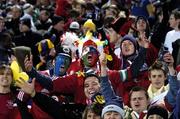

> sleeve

[
  {"left": 52, "top": 74, "right": 79, "bottom": 94},
  {"left": 173, "top": 89, "right": 180, "bottom": 119},
  {"left": 33, "top": 92, "right": 66, "bottom": 119},
  {"left": 27, "top": 67, "right": 53, "bottom": 90},
  {"left": 101, "top": 76, "right": 123, "bottom": 107},
  {"left": 165, "top": 75, "right": 180, "bottom": 108}
]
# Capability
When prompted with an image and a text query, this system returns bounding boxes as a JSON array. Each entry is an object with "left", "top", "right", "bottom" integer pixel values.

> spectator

[
  {"left": 43, "top": 15, "right": 64, "bottom": 45},
  {"left": 164, "top": 8, "right": 180, "bottom": 53},
  {"left": 13, "top": 17, "right": 42, "bottom": 66}
]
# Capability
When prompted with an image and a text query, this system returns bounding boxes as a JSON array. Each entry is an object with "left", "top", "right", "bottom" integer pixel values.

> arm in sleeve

[
  {"left": 101, "top": 76, "right": 123, "bottom": 107},
  {"left": 173, "top": 89, "right": 180, "bottom": 119},
  {"left": 16, "top": 99, "right": 34, "bottom": 119},
  {"left": 165, "top": 75, "right": 180, "bottom": 108},
  {"left": 27, "top": 67, "right": 53, "bottom": 90},
  {"left": 32, "top": 92, "right": 66, "bottom": 119}
]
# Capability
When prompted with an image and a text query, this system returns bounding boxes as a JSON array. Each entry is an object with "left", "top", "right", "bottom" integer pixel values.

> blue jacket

[
  {"left": 100, "top": 76, "right": 123, "bottom": 109},
  {"left": 165, "top": 75, "right": 180, "bottom": 108}
]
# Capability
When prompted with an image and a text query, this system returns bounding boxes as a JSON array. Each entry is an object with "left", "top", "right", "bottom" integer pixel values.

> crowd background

[{"left": 0, "top": 0, "right": 180, "bottom": 119}]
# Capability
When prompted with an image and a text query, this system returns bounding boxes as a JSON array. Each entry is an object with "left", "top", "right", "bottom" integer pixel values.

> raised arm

[
  {"left": 99, "top": 53, "right": 123, "bottom": 105},
  {"left": 24, "top": 55, "right": 53, "bottom": 90},
  {"left": 164, "top": 53, "right": 180, "bottom": 108}
]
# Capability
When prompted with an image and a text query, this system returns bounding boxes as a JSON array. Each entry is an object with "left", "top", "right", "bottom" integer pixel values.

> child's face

[
  {"left": 149, "top": 69, "right": 166, "bottom": 90},
  {"left": 0, "top": 67, "right": 13, "bottom": 87},
  {"left": 87, "top": 110, "right": 101, "bottom": 119}
]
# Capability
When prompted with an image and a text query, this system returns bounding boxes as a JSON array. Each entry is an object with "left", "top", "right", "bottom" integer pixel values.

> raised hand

[
  {"left": 99, "top": 52, "right": 107, "bottom": 77},
  {"left": 16, "top": 78, "right": 36, "bottom": 97},
  {"left": 163, "top": 52, "right": 176, "bottom": 75},
  {"left": 24, "top": 55, "right": 33, "bottom": 72}
]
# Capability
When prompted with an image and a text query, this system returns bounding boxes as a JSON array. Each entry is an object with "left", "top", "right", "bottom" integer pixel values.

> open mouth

[
  {"left": 59, "top": 65, "right": 65, "bottom": 71},
  {"left": 89, "top": 91, "right": 95, "bottom": 97},
  {"left": 88, "top": 55, "right": 92, "bottom": 61}
]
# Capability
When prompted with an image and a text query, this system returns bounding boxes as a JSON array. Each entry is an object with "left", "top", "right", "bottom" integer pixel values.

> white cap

[
  {"left": 69, "top": 21, "right": 80, "bottom": 30},
  {"left": 101, "top": 104, "right": 124, "bottom": 118}
]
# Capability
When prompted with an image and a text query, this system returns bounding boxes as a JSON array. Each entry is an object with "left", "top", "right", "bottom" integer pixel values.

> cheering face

[
  {"left": 82, "top": 47, "right": 99, "bottom": 67},
  {"left": 130, "top": 91, "right": 149, "bottom": 114},
  {"left": 54, "top": 55, "right": 71, "bottom": 76},
  {"left": 121, "top": 40, "right": 135, "bottom": 57},
  {"left": 84, "top": 76, "right": 101, "bottom": 99},
  {"left": 0, "top": 67, "right": 13, "bottom": 87}
]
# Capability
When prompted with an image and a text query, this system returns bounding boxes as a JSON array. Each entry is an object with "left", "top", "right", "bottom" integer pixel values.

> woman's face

[{"left": 136, "top": 19, "right": 147, "bottom": 32}]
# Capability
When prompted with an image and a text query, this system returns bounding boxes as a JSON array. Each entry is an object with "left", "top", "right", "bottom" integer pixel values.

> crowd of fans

[{"left": 0, "top": 0, "right": 180, "bottom": 119}]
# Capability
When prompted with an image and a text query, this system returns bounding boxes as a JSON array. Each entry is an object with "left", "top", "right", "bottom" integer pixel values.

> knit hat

[
  {"left": 83, "top": 40, "right": 97, "bottom": 49},
  {"left": 120, "top": 35, "right": 137, "bottom": 50},
  {"left": 52, "top": 15, "right": 64, "bottom": 25},
  {"left": 69, "top": 21, "right": 80, "bottom": 30},
  {"left": 37, "top": 39, "right": 54, "bottom": 56},
  {"left": 101, "top": 104, "right": 124, "bottom": 118},
  {"left": 20, "top": 18, "right": 31, "bottom": 28},
  {"left": 147, "top": 105, "right": 168, "bottom": 119}
]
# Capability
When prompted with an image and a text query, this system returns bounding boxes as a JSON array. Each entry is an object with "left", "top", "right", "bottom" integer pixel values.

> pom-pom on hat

[
  {"left": 147, "top": 105, "right": 168, "bottom": 119},
  {"left": 20, "top": 18, "right": 31, "bottom": 28},
  {"left": 83, "top": 19, "right": 96, "bottom": 32},
  {"left": 52, "top": 15, "right": 64, "bottom": 25}
]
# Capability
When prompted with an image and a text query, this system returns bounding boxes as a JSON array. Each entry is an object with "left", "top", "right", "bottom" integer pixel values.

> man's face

[
  {"left": 169, "top": 14, "right": 179, "bottom": 29},
  {"left": 149, "top": 69, "right": 166, "bottom": 90},
  {"left": 82, "top": 46, "right": 99, "bottom": 67},
  {"left": 130, "top": 91, "right": 149, "bottom": 114},
  {"left": 0, "top": 67, "right": 13, "bottom": 87},
  {"left": 54, "top": 55, "right": 71, "bottom": 76},
  {"left": 104, "top": 111, "right": 122, "bottom": 119},
  {"left": 121, "top": 40, "right": 135, "bottom": 56},
  {"left": 84, "top": 76, "right": 100, "bottom": 99}
]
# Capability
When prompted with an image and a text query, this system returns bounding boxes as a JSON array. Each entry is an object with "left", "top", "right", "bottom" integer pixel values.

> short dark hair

[{"left": 129, "top": 86, "right": 149, "bottom": 100}]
